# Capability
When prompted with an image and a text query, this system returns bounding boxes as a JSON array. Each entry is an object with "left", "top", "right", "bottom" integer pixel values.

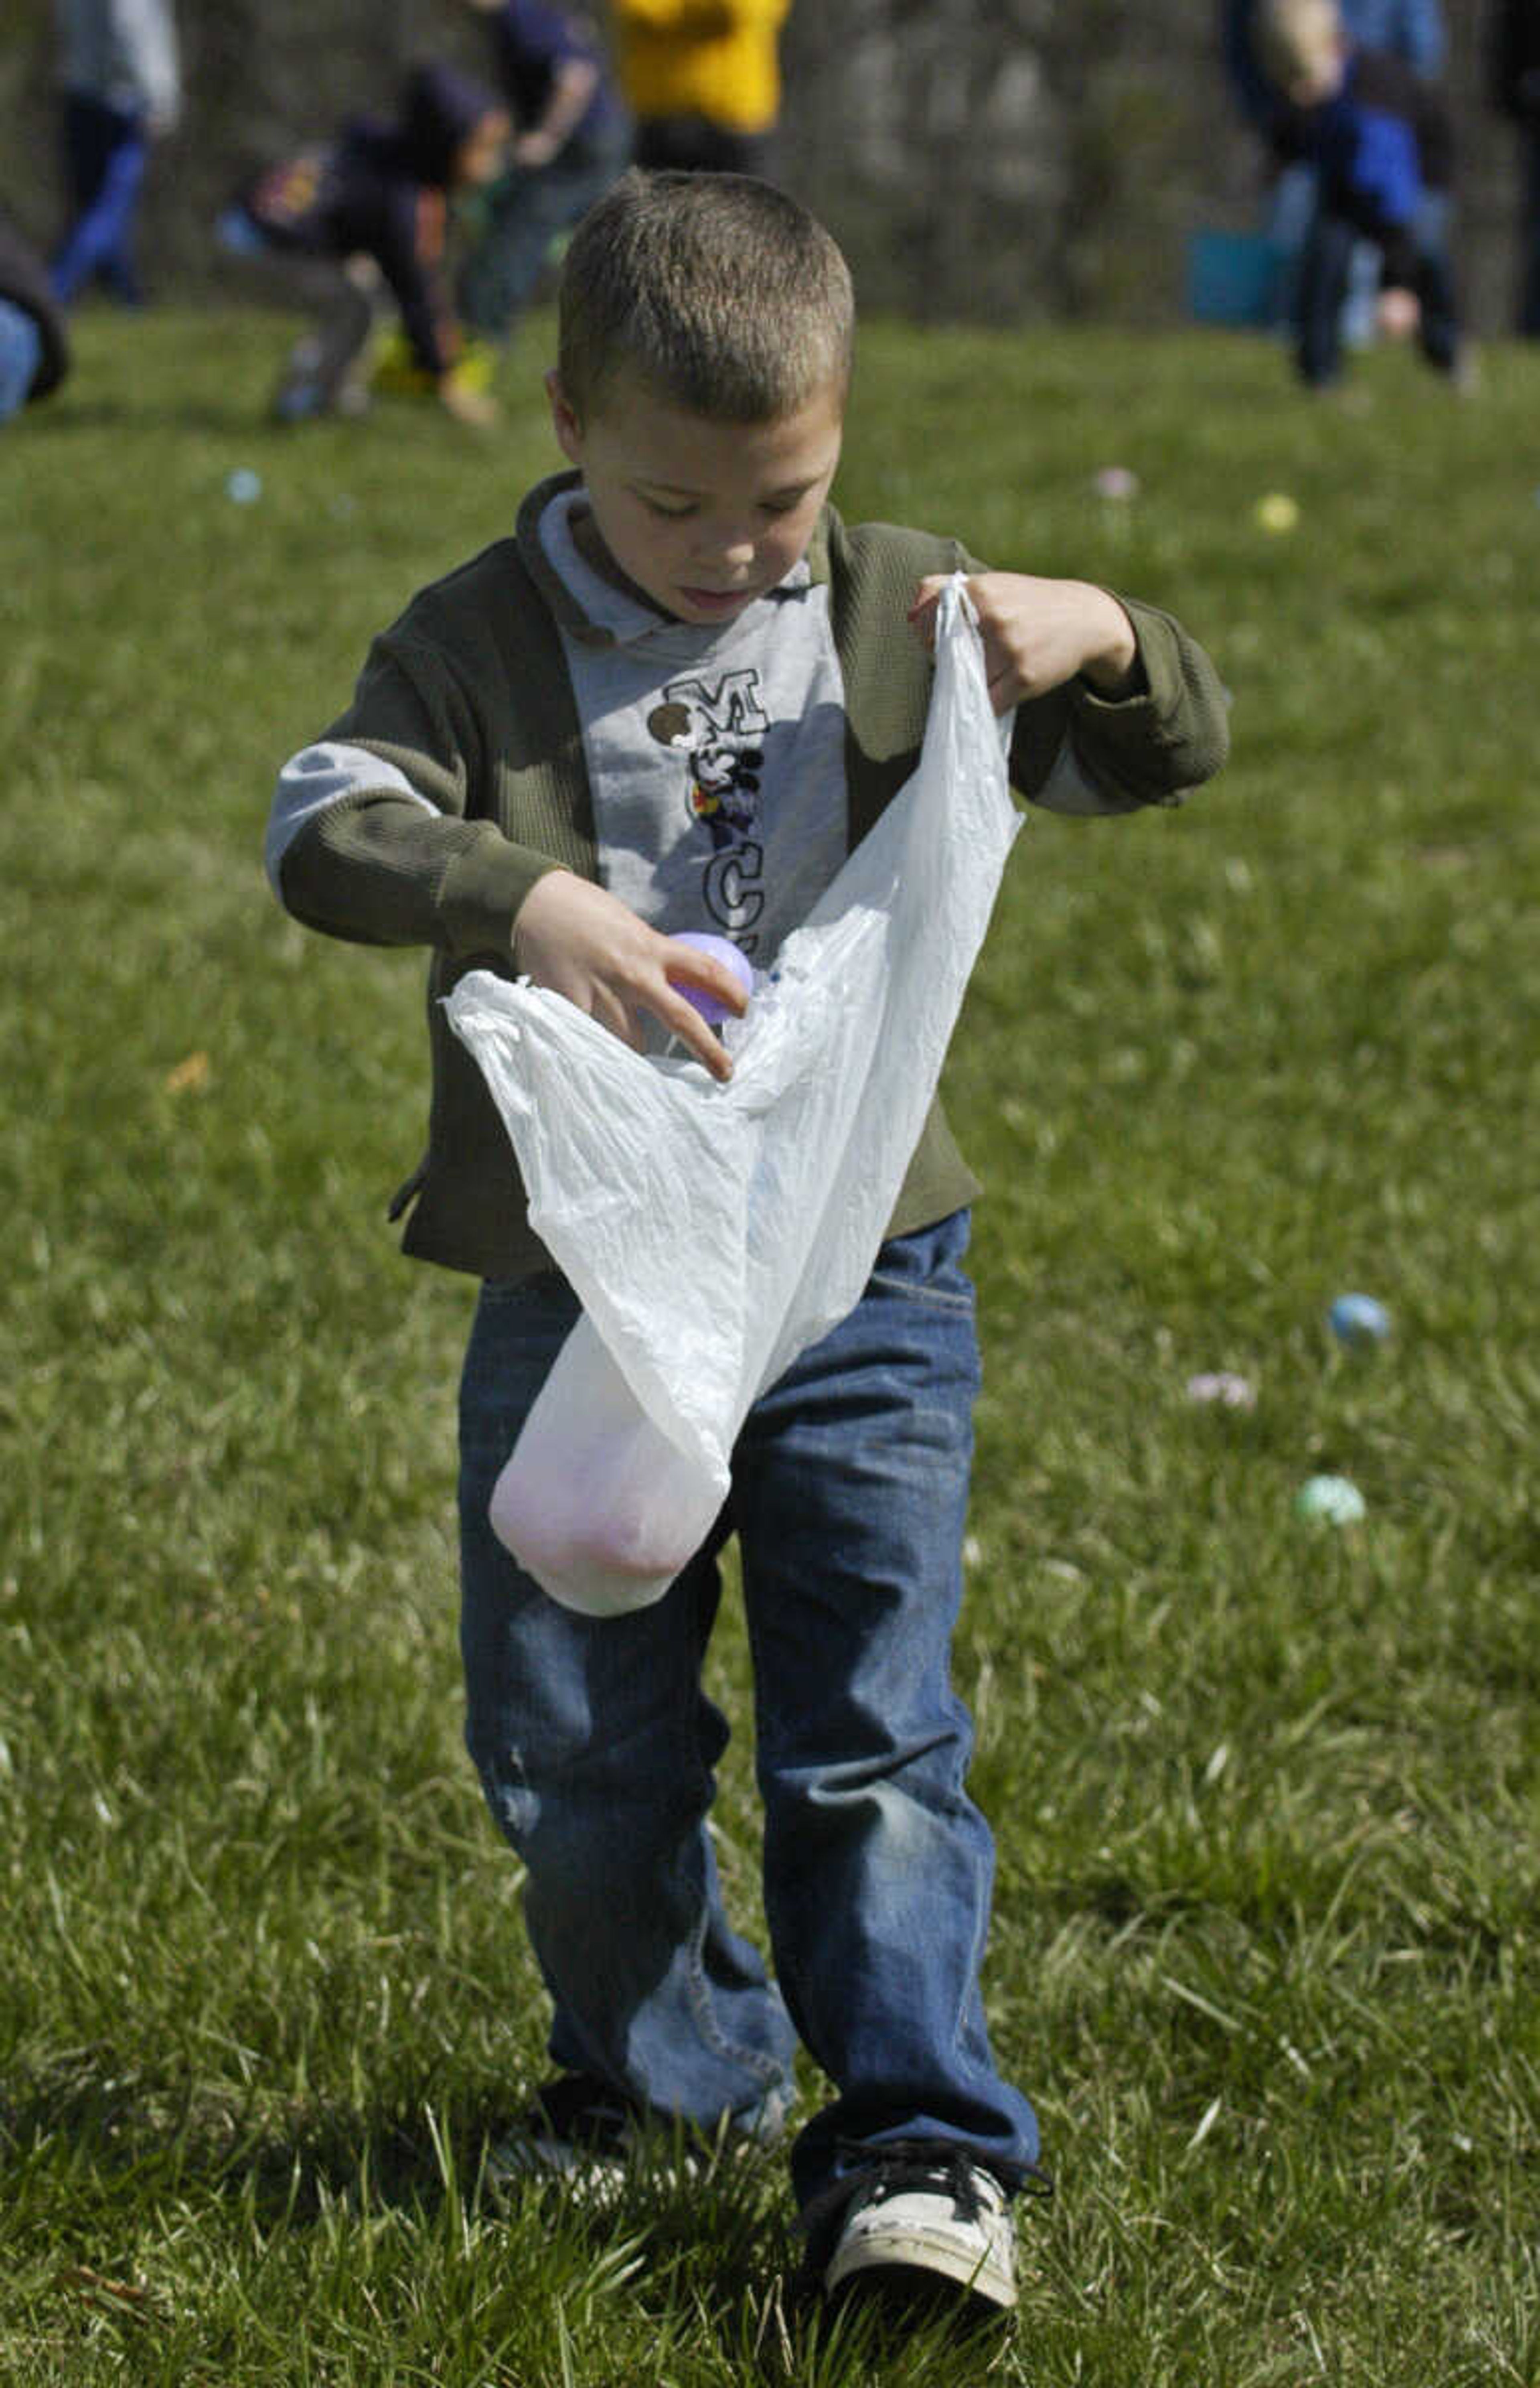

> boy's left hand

[{"left": 910, "top": 572, "right": 1139, "bottom": 711}]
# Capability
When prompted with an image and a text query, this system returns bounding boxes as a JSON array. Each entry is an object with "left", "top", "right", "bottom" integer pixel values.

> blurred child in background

[
  {"left": 454, "top": 2, "right": 629, "bottom": 373},
  {"left": 608, "top": 0, "right": 789, "bottom": 178},
  {"left": 1253, "top": 0, "right": 1465, "bottom": 388},
  {"left": 218, "top": 61, "right": 508, "bottom": 427},
  {"left": 0, "top": 201, "right": 71, "bottom": 419},
  {"left": 51, "top": 0, "right": 180, "bottom": 308},
  {"left": 1222, "top": 0, "right": 1445, "bottom": 339},
  {"left": 1490, "top": 0, "right": 1540, "bottom": 335}
]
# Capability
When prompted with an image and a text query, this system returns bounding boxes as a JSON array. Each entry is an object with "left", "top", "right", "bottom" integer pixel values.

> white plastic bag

[{"left": 445, "top": 577, "right": 1021, "bottom": 1616}]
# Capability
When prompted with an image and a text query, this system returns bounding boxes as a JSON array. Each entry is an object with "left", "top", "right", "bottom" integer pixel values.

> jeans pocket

[
  {"left": 866, "top": 1208, "right": 976, "bottom": 1313},
  {"left": 476, "top": 1267, "right": 571, "bottom": 1309}
]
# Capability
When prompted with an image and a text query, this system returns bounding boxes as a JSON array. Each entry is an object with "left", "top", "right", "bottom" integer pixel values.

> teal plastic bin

[{"left": 1187, "top": 229, "right": 1283, "bottom": 327}]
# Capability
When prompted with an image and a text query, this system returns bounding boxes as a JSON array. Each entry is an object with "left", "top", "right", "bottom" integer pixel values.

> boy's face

[{"left": 547, "top": 369, "right": 844, "bottom": 628}]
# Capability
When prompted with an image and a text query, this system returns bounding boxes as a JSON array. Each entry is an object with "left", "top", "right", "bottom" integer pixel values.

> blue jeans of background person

[
  {"left": 458, "top": 129, "right": 628, "bottom": 346},
  {"left": 1297, "top": 201, "right": 1460, "bottom": 385},
  {"left": 0, "top": 300, "right": 42, "bottom": 420},
  {"left": 52, "top": 92, "right": 150, "bottom": 304},
  {"left": 1264, "top": 160, "right": 1402, "bottom": 347},
  {"left": 1518, "top": 124, "right": 1540, "bottom": 337},
  {"left": 216, "top": 206, "right": 383, "bottom": 420},
  {"left": 634, "top": 114, "right": 778, "bottom": 179},
  {"left": 458, "top": 1208, "right": 1040, "bottom": 2212}
]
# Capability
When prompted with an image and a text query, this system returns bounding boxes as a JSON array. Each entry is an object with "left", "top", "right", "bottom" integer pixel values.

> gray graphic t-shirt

[{"left": 539, "top": 489, "right": 847, "bottom": 967}]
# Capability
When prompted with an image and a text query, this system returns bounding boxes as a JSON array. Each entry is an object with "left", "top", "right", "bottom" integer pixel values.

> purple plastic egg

[{"left": 671, "top": 931, "right": 754, "bottom": 1025}]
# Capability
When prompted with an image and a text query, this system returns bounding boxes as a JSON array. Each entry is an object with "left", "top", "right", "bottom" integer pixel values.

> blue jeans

[
  {"left": 0, "top": 301, "right": 42, "bottom": 420},
  {"left": 1262, "top": 160, "right": 1415, "bottom": 347},
  {"left": 216, "top": 207, "right": 382, "bottom": 419},
  {"left": 457, "top": 130, "right": 628, "bottom": 345},
  {"left": 634, "top": 116, "right": 778, "bottom": 179},
  {"left": 458, "top": 1209, "right": 1040, "bottom": 2209},
  {"left": 51, "top": 92, "right": 150, "bottom": 304},
  {"left": 1297, "top": 199, "right": 1460, "bottom": 387},
  {"left": 1518, "top": 124, "right": 1540, "bottom": 338}
]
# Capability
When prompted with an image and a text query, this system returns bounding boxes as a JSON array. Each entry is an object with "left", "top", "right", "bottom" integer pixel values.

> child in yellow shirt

[{"left": 609, "top": 0, "right": 790, "bottom": 176}]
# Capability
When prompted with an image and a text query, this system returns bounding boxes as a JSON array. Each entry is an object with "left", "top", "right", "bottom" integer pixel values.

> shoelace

[
  {"left": 851, "top": 2141, "right": 992, "bottom": 2220},
  {"left": 799, "top": 2136, "right": 997, "bottom": 2260},
  {"left": 799, "top": 2135, "right": 1053, "bottom": 2266}
]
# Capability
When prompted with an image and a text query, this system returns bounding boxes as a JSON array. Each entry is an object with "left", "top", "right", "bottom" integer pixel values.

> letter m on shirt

[{"left": 664, "top": 669, "right": 771, "bottom": 737}]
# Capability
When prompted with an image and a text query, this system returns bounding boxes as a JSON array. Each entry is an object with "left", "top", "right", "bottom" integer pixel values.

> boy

[
  {"left": 219, "top": 61, "right": 508, "bottom": 426},
  {"left": 1253, "top": 0, "right": 1464, "bottom": 388},
  {"left": 266, "top": 170, "right": 1228, "bottom": 2311}
]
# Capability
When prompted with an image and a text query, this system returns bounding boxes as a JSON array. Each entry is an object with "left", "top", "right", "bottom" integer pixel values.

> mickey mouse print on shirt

[{"left": 648, "top": 666, "right": 771, "bottom": 943}]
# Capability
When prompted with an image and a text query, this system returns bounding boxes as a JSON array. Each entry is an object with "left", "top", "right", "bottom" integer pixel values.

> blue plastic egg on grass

[{"left": 1329, "top": 1292, "right": 1391, "bottom": 1347}]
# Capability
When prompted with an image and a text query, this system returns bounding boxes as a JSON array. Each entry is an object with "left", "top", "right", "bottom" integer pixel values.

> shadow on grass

[
  {"left": 591, "top": 2173, "right": 1018, "bottom": 2383},
  {"left": 34, "top": 396, "right": 284, "bottom": 439},
  {"left": 0, "top": 2051, "right": 464, "bottom": 2223},
  {"left": 2, "top": 2052, "right": 788, "bottom": 2246},
  {"left": 3, "top": 2057, "right": 1021, "bottom": 2375}
]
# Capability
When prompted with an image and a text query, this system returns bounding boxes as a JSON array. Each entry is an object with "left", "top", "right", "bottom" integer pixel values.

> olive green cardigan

[{"left": 276, "top": 475, "right": 1229, "bottom": 1279}]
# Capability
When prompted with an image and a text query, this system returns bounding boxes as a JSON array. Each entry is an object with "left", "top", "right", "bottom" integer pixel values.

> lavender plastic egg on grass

[{"left": 671, "top": 931, "right": 754, "bottom": 1025}]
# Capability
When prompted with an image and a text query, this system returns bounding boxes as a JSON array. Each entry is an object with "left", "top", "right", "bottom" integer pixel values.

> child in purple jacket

[{"left": 219, "top": 61, "right": 509, "bottom": 426}]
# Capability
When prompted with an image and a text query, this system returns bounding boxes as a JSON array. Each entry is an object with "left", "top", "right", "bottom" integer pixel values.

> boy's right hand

[{"left": 512, "top": 870, "right": 746, "bottom": 1082}]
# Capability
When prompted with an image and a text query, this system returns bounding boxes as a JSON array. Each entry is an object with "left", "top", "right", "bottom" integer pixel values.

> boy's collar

[{"left": 516, "top": 473, "right": 605, "bottom": 641}]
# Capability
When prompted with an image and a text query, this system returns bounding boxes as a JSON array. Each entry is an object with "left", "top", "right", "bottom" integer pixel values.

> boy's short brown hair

[{"left": 557, "top": 168, "right": 855, "bottom": 425}]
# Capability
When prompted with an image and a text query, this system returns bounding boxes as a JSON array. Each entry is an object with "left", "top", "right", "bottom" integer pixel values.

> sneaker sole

[
  {"left": 825, "top": 2220, "right": 1016, "bottom": 2310},
  {"left": 486, "top": 2130, "right": 630, "bottom": 2199}
]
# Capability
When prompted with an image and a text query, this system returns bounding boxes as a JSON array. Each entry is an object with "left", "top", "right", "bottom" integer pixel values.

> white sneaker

[
  {"left": 821, "top": 2145, "right": 1017, "bottom": 2309},
  {"left": 488, "top": 2071, "right": 783, "bottom": 2203},
  {"left": 487, "top": 2073, "right": 642, "bottom": 2201}
]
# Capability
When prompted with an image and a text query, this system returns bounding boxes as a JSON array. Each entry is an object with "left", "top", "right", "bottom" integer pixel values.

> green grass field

[{"left": 2, "top": 305, "right": 1537, "bottom": 2385}]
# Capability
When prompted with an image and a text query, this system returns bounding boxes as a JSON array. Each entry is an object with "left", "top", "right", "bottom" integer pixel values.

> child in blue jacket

[{"left": 1254, "top": 0, "right": 1465, "bottom": 386}]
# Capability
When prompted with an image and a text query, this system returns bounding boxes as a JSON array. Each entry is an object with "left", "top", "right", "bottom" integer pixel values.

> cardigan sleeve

[
  {"left": 270, "top": 626, "right": 566, "bottom": 958},
  {"left": 1007, "top": 595, "right": 1230, "bottom": 815}
]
